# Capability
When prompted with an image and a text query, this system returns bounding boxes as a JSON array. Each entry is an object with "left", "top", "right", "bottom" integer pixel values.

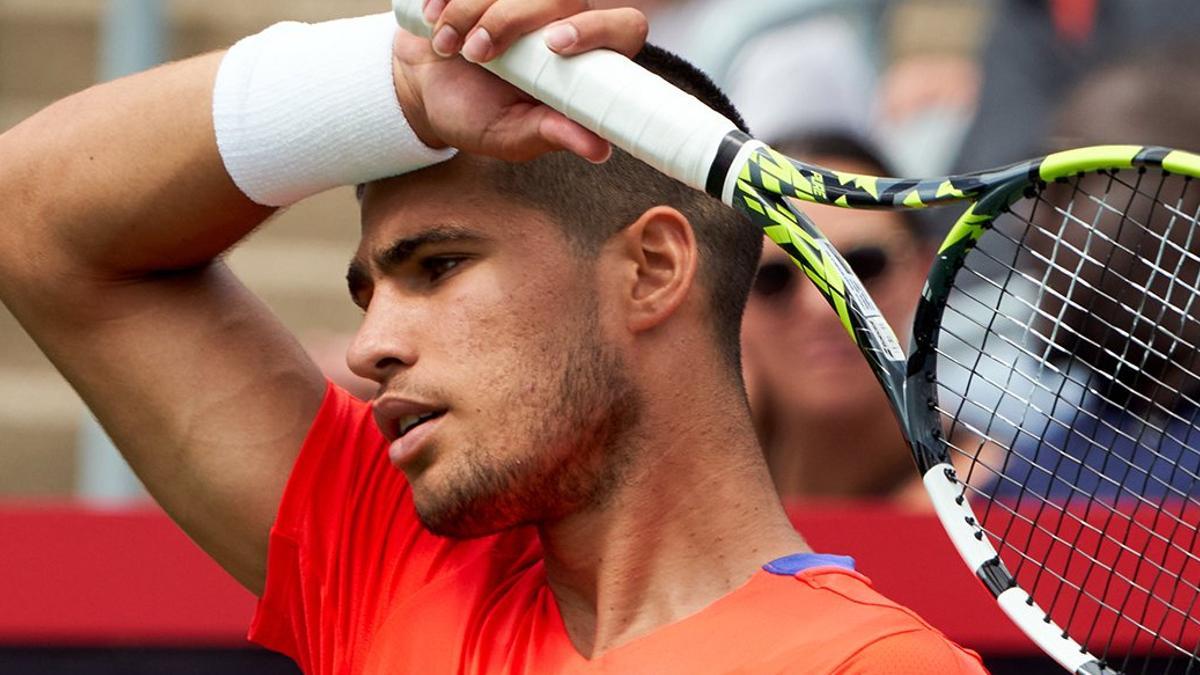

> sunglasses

[{"left": 752, "top": 245, "right": 891, "bottom": 299}]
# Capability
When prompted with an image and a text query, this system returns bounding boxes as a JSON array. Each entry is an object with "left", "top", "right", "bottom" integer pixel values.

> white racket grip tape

[{"left": 393, "top": 0, "right": 738, "bottom": 193}]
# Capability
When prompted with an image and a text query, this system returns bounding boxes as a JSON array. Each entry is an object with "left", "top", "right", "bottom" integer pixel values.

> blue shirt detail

[{"left": 763, "top": 553, "right": 856, "bottom": 576}]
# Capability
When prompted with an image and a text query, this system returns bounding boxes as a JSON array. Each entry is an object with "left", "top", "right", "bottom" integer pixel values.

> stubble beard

[{"left": 414, "top": 314, "right": 641, "bottom": 539}]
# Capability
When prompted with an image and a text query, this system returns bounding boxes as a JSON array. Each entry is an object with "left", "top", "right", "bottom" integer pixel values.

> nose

[
  {"left": 793, "top": 273, "right": 836, "bottom": 318},
  {"left": 346, "top": 289, "right": 420, "bottom": 384}
]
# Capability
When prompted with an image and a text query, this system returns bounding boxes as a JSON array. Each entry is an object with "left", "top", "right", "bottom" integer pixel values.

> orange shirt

[{"left": 249, "top": 383, "right": 987, "bottom": 674}]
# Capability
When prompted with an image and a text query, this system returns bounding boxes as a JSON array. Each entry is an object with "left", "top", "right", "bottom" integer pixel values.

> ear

[{"left": 614, "top": 206, "right": 698, "bottom": 334}]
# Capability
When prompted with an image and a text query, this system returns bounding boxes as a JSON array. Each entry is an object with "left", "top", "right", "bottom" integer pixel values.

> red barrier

[
  {"left": 977, "top": 498, "right": 1200, "bottom": 656},
  {"left": 0, "top": 502, "right": 256, "bottom": 646},
  {"left": 0, "top": 500, "right": 1039, "bottom": 651}
]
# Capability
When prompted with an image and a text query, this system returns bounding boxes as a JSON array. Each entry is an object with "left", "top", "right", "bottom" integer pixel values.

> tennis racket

[{"left": 395, "top": 3, "right": 1200, "bottom": 673}]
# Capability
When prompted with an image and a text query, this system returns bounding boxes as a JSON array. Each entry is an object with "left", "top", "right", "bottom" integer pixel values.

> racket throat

[{"left": 705, "top": 130, "right": 760, "bottom": 206}]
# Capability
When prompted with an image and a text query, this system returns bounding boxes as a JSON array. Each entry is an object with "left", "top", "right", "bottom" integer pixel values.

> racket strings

[
  {"left": 955, "top": 209, "right": 1200, "bottom": 429},
  {"left": 998, "top": 170, "right": 1200, "bottom": 590},
  {"left": 951, "top": 207, "right": 1198, "bottom": 399},
  {"left": 939, "top": 393, "right": 1200, "bottom": 593},
  {"left": 936, "top": 323, "right": 1200, "bottom": 650},
  {"left": 1017, "top": 202, "right": 1200, "bottom": 376},
  {"left": 936, "top": 292, "right": 1200, "bottom": 501},
  {"left": 1030, "top": 174, "right": 1198, "bottom": 665},
  {"left": 933, "top": 167, "right": 1200, "bottom": 670}
]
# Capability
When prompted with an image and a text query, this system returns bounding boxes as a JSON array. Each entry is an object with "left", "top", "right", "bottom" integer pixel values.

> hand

[{"left": 393, "top": 0, "right": 649, "bottom": 163}]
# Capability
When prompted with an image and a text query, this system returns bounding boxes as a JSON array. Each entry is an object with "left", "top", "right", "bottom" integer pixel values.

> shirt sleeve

[
  {"left": 246, "top": 381, "right": 502, "bottom": 673},
  {"left": 831, "top": 628, "right": 989, "bottom": 675}
]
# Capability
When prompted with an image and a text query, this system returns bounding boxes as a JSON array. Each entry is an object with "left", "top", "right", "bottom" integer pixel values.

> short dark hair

[{"left": 479, "top": 45, "right": 759, "bottom": 373}]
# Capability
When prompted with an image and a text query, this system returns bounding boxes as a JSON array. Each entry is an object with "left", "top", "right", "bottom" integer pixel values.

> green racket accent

[
  {"left": 733, "top": 177, "right": 856, "bottom": 339},
  {"left": 1037, "top": 145, "right": 1140, "bottom": 180},
  {"left": 740, "top": 143, "right": 1023, "bottom": 210},
  {"left": 937, "top": 207, "right": 995, "bottom": 255},
  {"left": 1164, "top": 149, "right": 1200, "bottom": 176}
]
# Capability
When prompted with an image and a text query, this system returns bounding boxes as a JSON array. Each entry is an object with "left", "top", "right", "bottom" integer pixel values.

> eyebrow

[{"left": 346, "top": 225, "right": 486, "bottom": 302}]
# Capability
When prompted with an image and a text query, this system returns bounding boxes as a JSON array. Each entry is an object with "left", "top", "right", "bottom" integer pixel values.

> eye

[
  {"left": 752, "top": 261, "right": 796, "bottom": 298},
  {"left": 421, "top": 256, "right": 466, "bottom": 283},
  {"left": 841, "top": 246, "right": 890, "bottom": 284}
]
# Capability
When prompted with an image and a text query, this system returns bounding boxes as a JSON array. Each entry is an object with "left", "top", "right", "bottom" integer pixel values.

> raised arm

[
  {"left": 0, "top": 2, "right": 646, "bottom": 593},
  {"left": 0, "top": 51, "right": 305, "bottom": 593}
]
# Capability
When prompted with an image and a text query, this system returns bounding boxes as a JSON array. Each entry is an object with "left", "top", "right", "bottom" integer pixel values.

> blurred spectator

[
  {"left": 873, "top": 0, "right": 990, "bottom": 175},
  {"left": 740, "top": 132, "right": 938, "bottom": 505},
  {"left": 954, "top": 0, "right": 1200, "bottom": 173},
  {"left": 875, "top": 1, "right": 987, "bottom": 128},
  {"left": 980, "top": 48, "right": 1200, "bottom": 502}
]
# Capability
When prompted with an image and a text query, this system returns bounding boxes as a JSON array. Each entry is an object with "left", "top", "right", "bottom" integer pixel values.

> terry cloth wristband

[{"left": 212, "top": 12, "right": 456, "bottom": 207}]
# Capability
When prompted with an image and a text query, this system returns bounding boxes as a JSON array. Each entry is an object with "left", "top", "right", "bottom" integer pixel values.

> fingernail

[
  {"left": 588, "top": 144, "right": 613, "bottom": 164},
  {"left": 543, "top": 22, "right": 578, "bottom": 51},
  {"left": 461, "top": 27, "right": 492, "bottom": 63},
  {"left": 423, "top": 0, "right": 446, "bottom": 24},
  {"left": 431, "top": 24, "right": 460, "bottom": 57}
]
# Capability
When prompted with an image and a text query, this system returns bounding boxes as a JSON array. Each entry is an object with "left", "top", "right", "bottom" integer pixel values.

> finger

[
  {"left": 543, "top": 8, "right": 648, "bottom": 59},
  {"left": 466, "top": 0, "right": 594, "bottom": 63},
  {"left": 484, "top": 104, "right": 610, "bottom": 163},
  {"left": 431, "top": 0, "right": 590, "bottom": 61},
  {"left": 537, "top": 110, "right": 612, "bottom": 163}
]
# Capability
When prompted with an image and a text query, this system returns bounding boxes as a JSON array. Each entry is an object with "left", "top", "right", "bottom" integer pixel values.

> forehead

[{"left": 357, "top": 157, "right": 565, "bottom": 257}]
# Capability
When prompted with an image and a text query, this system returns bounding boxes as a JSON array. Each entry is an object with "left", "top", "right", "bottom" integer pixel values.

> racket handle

[{"left": 393, "top": 0, "right": 738, "bottom": 193}]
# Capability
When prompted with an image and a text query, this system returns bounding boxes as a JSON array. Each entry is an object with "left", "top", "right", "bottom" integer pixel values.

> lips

[{"left": 373, "top": 396, "right": 448, "bottom": 443}]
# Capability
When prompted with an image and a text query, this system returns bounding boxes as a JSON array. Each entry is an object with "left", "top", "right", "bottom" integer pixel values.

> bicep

[{"left": 12, "top": 261, "right": 325, "bottom": 592}]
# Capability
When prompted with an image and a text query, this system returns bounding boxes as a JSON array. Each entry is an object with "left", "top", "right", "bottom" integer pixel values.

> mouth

[
  {"left": 373, "top": 396, "right": 449, "bottom": 443},
  {"left": 397, "top": 410, "right": 446, "bottom": 438}
]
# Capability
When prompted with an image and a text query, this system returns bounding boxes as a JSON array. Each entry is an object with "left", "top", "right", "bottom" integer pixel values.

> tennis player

[{"left": 0, "top": 1, "right": 986, "bottom": 672}]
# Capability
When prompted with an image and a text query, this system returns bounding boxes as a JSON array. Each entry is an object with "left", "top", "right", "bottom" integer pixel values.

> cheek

[
  {"left": 741, "top": 301, "right": 768, "bottom": 341},
  {"left": 742, "top": 296, "right": 792, "bottom": 335},
  {"left": 442, "top": 272, "right": 585, "bottom": 407},
  {"left": 876, "top": 281, "right": 923, "bottom": 341}
]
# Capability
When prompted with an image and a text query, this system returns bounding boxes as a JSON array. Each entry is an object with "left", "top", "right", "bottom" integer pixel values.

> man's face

[{"left": 348, "top": 159, "right": 639, "bottom": 538}]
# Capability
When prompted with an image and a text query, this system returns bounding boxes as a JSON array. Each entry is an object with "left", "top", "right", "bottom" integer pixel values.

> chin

[
  {"left": 409, "top": 468, "right": 530, "bottom": 540},
  {"left": 413, "top": 495, "right": 511, "bottom": 539}
]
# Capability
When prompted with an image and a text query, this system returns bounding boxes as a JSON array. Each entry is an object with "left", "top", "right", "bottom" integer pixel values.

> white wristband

[{"left": 212, "top": 12, "right": 455, "bottom": 207}]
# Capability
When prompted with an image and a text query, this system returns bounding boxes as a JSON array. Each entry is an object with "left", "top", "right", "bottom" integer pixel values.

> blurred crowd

[
  {"left": 18, "top": 0, "right": 1200, "bottom": 507},
  {"left": 639, "top": 0, "right": 1200, "bottom": 507}
]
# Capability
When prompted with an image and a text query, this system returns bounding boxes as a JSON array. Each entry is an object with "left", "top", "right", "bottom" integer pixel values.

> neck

[
  {"left": 768, "top": 408, "right": 911, "bottom": 499},
  {"left": 538, "top": 379, "right": 807, "bottom": 658}
]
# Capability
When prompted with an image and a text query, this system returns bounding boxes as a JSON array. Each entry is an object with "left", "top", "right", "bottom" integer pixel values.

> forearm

[{"left": 0, "top": 52, "right": 272, "bottom": 287}]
